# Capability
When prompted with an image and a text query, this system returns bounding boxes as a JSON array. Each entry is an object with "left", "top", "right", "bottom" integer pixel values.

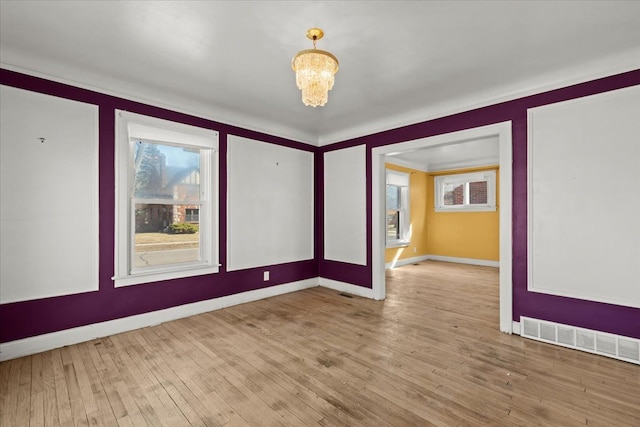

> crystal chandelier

[{"left": 292, "top": 28, "right": 339, "bottom": 107}]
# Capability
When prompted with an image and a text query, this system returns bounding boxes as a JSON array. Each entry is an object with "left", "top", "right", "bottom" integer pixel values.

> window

[
  {"left": 435, "top": 170, "right": 496, "bottom": 212},
  {"left": 115, "top": 111, "right": 219, "bottom": 287},
  {"left": 185, "top": 208, "right": 199, "bottom": 222},
  {"left": 386, "top": 169, "right": 410, "bottom": 247}
]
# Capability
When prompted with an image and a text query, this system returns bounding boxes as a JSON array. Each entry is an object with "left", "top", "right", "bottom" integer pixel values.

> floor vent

[{"left": 520, "top": 316, "right": 640, "bottom": 365}]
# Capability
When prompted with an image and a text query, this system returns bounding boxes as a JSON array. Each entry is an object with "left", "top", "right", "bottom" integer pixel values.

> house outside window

[
  {"left": 115, "top": 111, "right": 219, "bottom": 287},
  {"left": 435, "top": 170, "right": 496, "bottom": 212},
  {"left": 386, "top": 169, "right": 410, "bottom": 247}
]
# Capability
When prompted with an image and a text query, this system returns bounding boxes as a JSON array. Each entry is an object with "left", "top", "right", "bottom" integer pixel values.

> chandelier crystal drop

[{"left": 292, "top": 28, "right": 339, "bottom": 107}]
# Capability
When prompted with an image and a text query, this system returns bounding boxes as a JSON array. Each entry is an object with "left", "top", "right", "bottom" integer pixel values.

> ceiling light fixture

[{"left": 292, "top": 28, "right": 339, "bottom": 107}]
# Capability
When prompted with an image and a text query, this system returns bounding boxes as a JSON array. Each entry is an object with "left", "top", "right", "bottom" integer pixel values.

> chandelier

[{"left": 292, "top": 28, "right": 339, "bottom": 107}]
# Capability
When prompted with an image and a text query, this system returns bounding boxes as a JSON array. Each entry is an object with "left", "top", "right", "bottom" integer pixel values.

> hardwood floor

[{"left": 1, "top": 261, "right": 639, "bottom": 426}]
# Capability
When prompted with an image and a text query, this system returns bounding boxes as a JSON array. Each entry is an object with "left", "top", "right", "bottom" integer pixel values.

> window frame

[
  {"left": 185, "top": 208, "right": 199, "bottom": 223},
  {"left": 114, "top": 111, "right": 219, "bottom": 287},
  {"left": 434, "top": 170, "right": 496, "bottom": 212},
  {"left": 386, "top": 169, "right": 411, "bottom": 248}
]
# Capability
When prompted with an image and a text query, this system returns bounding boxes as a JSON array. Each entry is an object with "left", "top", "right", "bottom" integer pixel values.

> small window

[
  {"left": 115, "top": 111, "right": 219, "bottom": 287},
  {"left": 386, "top": 170, "right": 410, "bottom": 247},
  {"left": 435, "top": 170, "right": 496, "bottom": 212},
  {"left": 185, "top": 208, "right": 199, "bottom": 223}
]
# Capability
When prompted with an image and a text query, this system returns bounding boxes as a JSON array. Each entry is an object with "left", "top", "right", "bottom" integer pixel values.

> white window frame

[
  {"left": 114, "top": 111, "right": 219, "bottom": 287},
  {"left": 386, "top": 169, "right": 410, "bottom": 247},
  {"left": 434, "top": 170, "right": 496, "bottom": 212}
]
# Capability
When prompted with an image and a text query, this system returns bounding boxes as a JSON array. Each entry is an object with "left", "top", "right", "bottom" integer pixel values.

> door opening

[{"left": 371, "top": 122, "right": 513, "bottom": 333}]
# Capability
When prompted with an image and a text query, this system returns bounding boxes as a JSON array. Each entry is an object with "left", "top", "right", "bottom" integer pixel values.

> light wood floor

[{"left": 1, "top": 261, "right": 639, "bottom": 426}]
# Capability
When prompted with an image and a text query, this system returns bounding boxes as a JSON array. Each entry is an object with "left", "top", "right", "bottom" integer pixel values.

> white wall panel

[
  {"left": 528, "top": 85, "right": 640, "bottom": 308},
  {"left": 227, "top": 135, "right": 313, "bottom": 271},
  {"left": 324, "top": 145, "right": 367, "bottom": 265},
  {"left": 0, "top": 85, "right": 99, "bottom": 303}
]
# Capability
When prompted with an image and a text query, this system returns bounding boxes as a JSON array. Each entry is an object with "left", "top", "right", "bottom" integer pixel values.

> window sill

[
  {"left": 435, "top": 206, "right": 497, "bottom": 213},
  {"left": 113, "top": 264, "right": 220, "bottom": 287},
  {"left": 386, "top": 241, "right": 410, "bottom": 249}
]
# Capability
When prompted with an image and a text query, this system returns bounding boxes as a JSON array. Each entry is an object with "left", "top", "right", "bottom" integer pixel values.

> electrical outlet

[
  {"left": 413, "top": 247, "right": 417, "bottom": 253},
  {"left": 263, "top": 271, "right": 269, "bottom": 281}
]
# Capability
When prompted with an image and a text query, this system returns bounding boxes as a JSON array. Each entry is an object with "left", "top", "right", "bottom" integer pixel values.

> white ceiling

[
  {"left": 386, "top": 136, "right": 499, "bottom": 172},
  {"left": 1, "top": 1, "right": 639, "bottom": 146}
]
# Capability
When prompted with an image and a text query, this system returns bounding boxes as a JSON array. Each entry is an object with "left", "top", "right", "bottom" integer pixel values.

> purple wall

[
  {"left": 0, "top": 69, "right": 319, "bottom": 343},
  {"left": 2, "top": 68, "right": 639, "bottom": 345},
  {"left": 317, "top": 69, "right": 640, "bottom": 339}
]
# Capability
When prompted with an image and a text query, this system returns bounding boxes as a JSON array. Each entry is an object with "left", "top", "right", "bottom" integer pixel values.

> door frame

[{"left": 371, "top": 121, "right": 513, "bottom": 333}]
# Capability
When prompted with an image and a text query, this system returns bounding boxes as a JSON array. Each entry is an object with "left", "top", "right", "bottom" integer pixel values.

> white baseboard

[
  {"left": 0, "top": 278, "right": 319, "bottom": 361},
  {"left": 318, "top": 278, "right": 377, "bottom": 299},
  {"left": 385, "top": 254, "right": 499, "bottom": 269},
  {"left": 512, "top": 321, "right": 521, "bottom": 335},
  {"left": 385, "top": 254, "right": 430, "bottom": 269},
  {"left": 425, "top": 255, "right": 499, "bottom": 268}
]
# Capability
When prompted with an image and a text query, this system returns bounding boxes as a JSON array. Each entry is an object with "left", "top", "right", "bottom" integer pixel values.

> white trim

[
  {"left": 127, "top": 119, "right": 216, "bottom": 148},
  {"left": 386, "top": 254, "right": 431, "bottom": 269},
  {"left": 0, "top": 278, "right": 318, "bottom": 361},
  {"left": 386, "top": 169, "right": 410, "bottom": 186},
  {"left": 385, "top": 169, "right": 411, "bottom": 248},
  {"left": 423, "top": 255, "right": 499, "bottom": 268},
  {"left": 426, "top": 156, "right": 500, "bottom": 173},
  {"left": 498, "top": 124, "right": 513, "bottom": 334},
  {"left": 385, "top": 254, "right": 499, "bottom": 270},
  {"left": 372, "top": 153, "right": 388, "bottom": 301},
  {"left": 372, "top": 122, "right": 513, "bottom": 333},
  {"left": 318, "top": 278, "right": 378, "bottom": 300},
  {"left": 114, "top": 110, "right": 220, "bottom": 287},
  {"left": 384, "top": 157, "right": 429, "bottom": 172},
  {"left": 512, "top": 321, "right": 521, "bottom": 335},
  {"left": 434, "top": 170, "right": 496, "bottom": 212},
  {"left": 385, "top": 242, "right": 409, "bottom": 249},
  {"left": 113, "top": 265, "right": 220, "bottom": 288},
  {"left": 434, "top": 206, "right": 496, "bottom": 213}
]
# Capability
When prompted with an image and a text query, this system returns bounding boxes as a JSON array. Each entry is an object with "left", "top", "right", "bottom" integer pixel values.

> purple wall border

[
  {"left": 0, "top": 69, "right": 319, "bottom": 343},
  {"left": 317, "top": 69, "right": 640, "bottom": 339}
]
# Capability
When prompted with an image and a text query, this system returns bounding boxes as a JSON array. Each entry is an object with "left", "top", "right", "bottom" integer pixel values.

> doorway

[{"left": 371, "top": 122, "right": 513, "bottom": 333}]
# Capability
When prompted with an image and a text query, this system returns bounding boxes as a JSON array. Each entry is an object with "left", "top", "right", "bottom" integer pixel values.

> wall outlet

[
  {"left": 413, "top": 247, "right": 417, "bottom": 253},
  {"left": 263, "top": 271, "right": 269, "bottom": 281}
]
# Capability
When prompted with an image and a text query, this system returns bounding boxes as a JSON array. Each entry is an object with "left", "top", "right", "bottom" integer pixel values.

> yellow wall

[
  {"left": 385, "top": 164, "right": 499, "bottom": 265},
  {"left": 385, "top": 164, "right": 429, "bottom": 263},
  {"left": 426, "top": 166, "right": 499, "bottom": 261}
]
